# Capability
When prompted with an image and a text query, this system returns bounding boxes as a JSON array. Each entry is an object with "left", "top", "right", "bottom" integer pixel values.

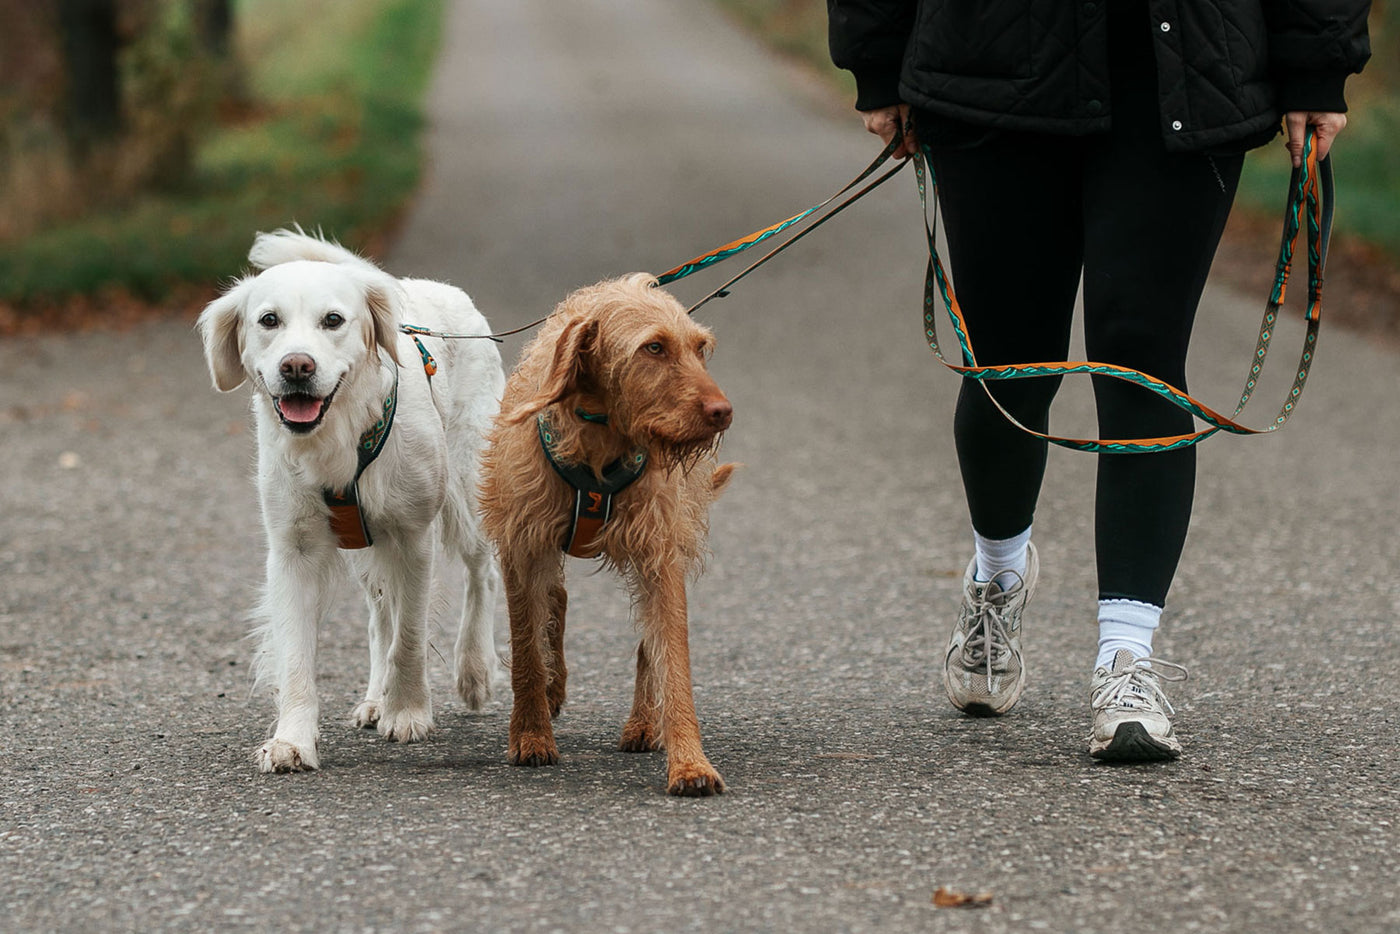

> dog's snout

[
  {"left": 703, "top": 397, "right": 733, "bottom": 430},
  {"left": 279, "top": 353, "right": 317, "bottom": 382}
]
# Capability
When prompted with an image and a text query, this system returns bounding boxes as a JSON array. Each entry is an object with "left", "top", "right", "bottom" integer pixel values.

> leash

[
  {"left": 395, "top": 125, "right": 1331, "bottom": 455},
  {"left": 656, "top": 138, "right": 909, "bottom": 313},
  {"left": 913, "top": 126, "right": 1332, "bottom": 452},
  {"left": 395, "top": 139, "right": 910, "bottom": 341}
]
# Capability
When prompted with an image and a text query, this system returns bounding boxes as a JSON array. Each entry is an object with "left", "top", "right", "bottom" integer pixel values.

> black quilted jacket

[{"left": 828, "top": 0, "right": 1371, "bottom": 152}]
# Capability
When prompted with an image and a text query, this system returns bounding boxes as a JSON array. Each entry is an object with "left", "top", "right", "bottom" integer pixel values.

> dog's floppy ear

[
  {"left": 197, "top": 278, "right": 253, "bottom": 392},
  {"left": 360, "top": 273, "right": 404, "bottom": 368},
  {"left": 502, "top": 315, "right": 597, "bottom": 424}
]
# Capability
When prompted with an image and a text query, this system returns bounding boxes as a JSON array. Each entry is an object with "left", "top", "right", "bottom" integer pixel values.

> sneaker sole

[{"left": 1089, "top": 721, "right": 1181, "bottom": 762}]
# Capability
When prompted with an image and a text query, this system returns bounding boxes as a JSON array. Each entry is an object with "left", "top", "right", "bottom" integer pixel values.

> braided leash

[{"left": 913, "top": 127, "right": 1332, "bottom": 452}]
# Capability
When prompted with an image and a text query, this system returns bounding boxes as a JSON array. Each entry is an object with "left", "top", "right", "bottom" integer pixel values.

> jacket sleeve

[
  {"left": 1262, "top": 0, "right": 1372, "bottom": 112},
  {"left": 827, "top": 0, "right": 917, "bottom": 111}
]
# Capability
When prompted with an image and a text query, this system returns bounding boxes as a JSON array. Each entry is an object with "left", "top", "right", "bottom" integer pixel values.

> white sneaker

[
  {"left": 1089, "top": 650, "right": 1188, "bottom": 761},
  {"left": 943, "top": 544, "right": 1038, "bottom": 716}
]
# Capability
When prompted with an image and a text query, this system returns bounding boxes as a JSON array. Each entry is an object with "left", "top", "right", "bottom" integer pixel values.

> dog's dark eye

[
  {"left": 258, "top": 312, "right": 280, "bottom": 329},
  {"left": 323, "top": 312, "right": 345, "bottom": 329},
  {"left": 644, "top": 341, "right": 665, "bottom": 356}
]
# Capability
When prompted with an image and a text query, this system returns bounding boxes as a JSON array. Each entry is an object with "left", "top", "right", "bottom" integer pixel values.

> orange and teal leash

[
  {"left": 911, "top": 126, "right": 1332, "bottom": 453},
  {"left": 398, "top": 123, "right": 1330, "bottom": 455},
  {"left": 656, "top": 137, "right": 909, "bottom": 298}
]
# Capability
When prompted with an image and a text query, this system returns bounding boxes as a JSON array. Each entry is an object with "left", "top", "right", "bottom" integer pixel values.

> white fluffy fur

[{"left": 197, "top": 228, "right": 505, "bottom": 773}]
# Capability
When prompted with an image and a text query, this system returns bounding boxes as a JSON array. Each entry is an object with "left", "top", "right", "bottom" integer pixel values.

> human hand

[
  {"left": 1284, "top": 111, "right": 1347, "bottom": 167},
  {"left": 860, "top": 104, "right": 917, "bottom": 158}
]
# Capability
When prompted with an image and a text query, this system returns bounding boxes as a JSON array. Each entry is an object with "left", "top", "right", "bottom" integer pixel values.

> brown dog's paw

[
  {"left": 509, "top": 734, "right": 559, "bottom": 768},
  {"left": 618, "top": 718, "right": 660, "bottom": 753},
  {"left": 547, "top": 683, "right": 567, "bottom": 720},
  {"left": 666, "top": 761, "right": 724, "bottom": 797}
]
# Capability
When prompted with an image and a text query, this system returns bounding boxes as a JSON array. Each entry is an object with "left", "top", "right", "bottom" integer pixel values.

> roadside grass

[{"left": 0, "top": 0, "right": 445, "bottom": 307}]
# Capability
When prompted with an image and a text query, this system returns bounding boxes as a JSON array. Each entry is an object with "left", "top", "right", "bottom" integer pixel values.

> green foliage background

[{"left": 0, "top": 0, "right": 445, "bottom": 305}]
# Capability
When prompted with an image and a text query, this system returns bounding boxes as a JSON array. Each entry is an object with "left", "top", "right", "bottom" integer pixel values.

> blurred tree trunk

[
  {"left": 193, "top": 0, "right": 232, "bottom": 55},
  {"left": 57, "top": 0, "right": 123, "bottom": 159},
  {"left": 2, "top": 0, "right": 231, "bottom": 238},
  {"left": 192, "top": 0, "right": 249, "bottom": 109}
]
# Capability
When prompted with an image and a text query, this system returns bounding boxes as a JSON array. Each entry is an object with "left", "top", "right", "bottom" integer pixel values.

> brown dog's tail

[{"left": 711, "top": 463, "right": 738, "bottom": 498}]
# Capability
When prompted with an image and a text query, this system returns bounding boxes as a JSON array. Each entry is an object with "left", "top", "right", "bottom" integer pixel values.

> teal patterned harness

[{"left": 322, "top": 366, "right": 399, "bottom": 549}]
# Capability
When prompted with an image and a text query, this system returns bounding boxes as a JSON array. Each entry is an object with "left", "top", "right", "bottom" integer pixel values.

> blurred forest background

[
  {"left": 0, "top": 0, "right": 441, "bottom": 331},
  {"left": 0, "top": 0, "right": 1395, "bottom": 337}
]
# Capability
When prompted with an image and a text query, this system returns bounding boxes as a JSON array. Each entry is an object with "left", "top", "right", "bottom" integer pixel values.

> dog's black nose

[{"left": 279, "top": 353, "right": 316, "bottom": 382}]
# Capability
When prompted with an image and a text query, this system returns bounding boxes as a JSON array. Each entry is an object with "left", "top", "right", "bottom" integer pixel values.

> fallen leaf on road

[{"left": 932, "top": 886, "right": 993, "bottom": 908}]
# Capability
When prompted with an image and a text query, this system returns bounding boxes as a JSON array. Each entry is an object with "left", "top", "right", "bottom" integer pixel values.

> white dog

[{"left": 197, "top": 229, "right": 505, "bottom": 773}]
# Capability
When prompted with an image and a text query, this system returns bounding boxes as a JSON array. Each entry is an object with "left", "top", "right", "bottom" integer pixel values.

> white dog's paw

[
  {"left": 455, "top": 663, "right": 500, "bottom": 711},
  {"left": 377, "top": 705, "right": 433, "bottom": 743},
  {"left": 351, "top": 699, "right": 382, "bottom": 729},
  {"left": 255, "top": 738, "right": 319, "bottom": 773}
]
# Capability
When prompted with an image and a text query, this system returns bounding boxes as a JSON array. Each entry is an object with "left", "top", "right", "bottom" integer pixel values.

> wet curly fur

[{"left": 479, "top": 274, "right": 736, "bottom": 796}]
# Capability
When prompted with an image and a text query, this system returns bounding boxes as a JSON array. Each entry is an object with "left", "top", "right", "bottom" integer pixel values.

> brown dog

[{"left": 479, "top": 274, "right": 735, "bottom": 796}]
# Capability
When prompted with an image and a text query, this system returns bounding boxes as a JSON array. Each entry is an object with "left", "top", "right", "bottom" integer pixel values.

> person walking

[{"left": 828, "top": 0, "right": 1370, "bottom": 760}]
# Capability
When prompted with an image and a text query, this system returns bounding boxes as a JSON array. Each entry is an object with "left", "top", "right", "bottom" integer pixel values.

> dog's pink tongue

[{"left": 278, "top": 395, "right": 324, "bottom": 423}]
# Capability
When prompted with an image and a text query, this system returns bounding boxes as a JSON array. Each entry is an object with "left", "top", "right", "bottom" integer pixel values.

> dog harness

[
  {"left": 537, "top": 411, "right": 647, "bottom": 558},
  {"left": 323, "top": 367, "right": 398, "bottom": 549}
]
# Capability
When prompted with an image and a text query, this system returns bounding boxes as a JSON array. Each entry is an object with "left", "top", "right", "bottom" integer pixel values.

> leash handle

[{"left": 915, "top": 127, "right": 1331, "bottom": 453}]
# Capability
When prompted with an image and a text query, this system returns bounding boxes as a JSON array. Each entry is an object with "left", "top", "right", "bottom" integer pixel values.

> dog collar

[
  {"left": 537, "top": 412, "right": 647, "bottom": 557},
  {"left": 323, "top": 366, "right": 399, "bottom": 549}
]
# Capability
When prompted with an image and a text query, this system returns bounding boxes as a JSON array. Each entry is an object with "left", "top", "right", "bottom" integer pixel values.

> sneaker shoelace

[
  {"left": 1091, "top": 657, "right": 1189, "bottom": 717},
  {"left": 959, "top": 570, "right": 1025, "bottom": 678}
]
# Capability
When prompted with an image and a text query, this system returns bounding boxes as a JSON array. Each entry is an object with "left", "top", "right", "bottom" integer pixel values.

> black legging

[{"left": 920, "top": 5, "right": 1244, "bottom": 607}]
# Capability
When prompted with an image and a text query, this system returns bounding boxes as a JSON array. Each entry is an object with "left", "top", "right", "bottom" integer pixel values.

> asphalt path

[{"left": 4, "top": 1, "right": 1399, "bottom": 931}]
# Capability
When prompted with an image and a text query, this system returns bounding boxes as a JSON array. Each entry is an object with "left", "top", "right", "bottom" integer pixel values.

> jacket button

[
  {"left": 1082, "top": 1, "right": 1097, "bottom": 12},
  {"left": 1171, "top": 120, "right": 1183, "bottom": 131},
  {"left": 1086, "top": 99, "right": 1103, "bottom": 115},
  {"left": 1160, "top": 21, "right": 1171, "bottom": 32}
]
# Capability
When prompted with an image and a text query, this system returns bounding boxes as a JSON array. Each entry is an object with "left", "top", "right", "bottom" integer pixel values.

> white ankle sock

[
  {"left": 1096, "top": 599, "right": 1161, "bottom": 670},
  {"left": 973, "top": 527, "right": 1032, "bottom": 591}
]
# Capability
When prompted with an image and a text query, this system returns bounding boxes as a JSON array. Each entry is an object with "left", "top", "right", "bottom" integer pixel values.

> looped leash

[{"left": 913, "top": 126, "right": 1333, "bottom": 452}]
